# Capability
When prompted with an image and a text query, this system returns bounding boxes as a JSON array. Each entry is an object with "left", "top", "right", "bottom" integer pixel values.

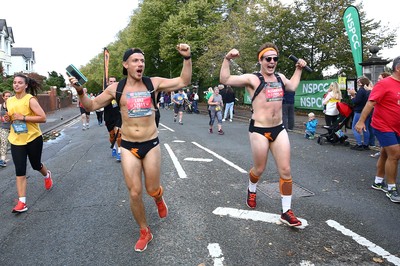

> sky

[
  {"left": 1, "top": 0, "right": 139, "bottom": 76},
  {"left": 1, "top": 0, "right": 399, "bottom": 78}
]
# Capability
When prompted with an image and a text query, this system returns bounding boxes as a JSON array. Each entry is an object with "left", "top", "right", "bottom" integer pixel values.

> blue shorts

[{"left": 373, "top": 128, "right": 400, "bottom": 147}]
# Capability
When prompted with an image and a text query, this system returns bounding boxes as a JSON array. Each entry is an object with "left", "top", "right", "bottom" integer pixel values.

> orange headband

[{"left": 258, "top": 48, "right": 278, "bottom": 60}]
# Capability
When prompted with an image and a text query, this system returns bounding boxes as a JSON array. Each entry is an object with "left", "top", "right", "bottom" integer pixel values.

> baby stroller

[{"left": 317, "top": 102, "right": 353, "bottom": 146}]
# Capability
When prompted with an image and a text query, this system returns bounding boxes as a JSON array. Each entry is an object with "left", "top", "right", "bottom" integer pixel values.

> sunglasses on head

[{"left": 262, "top": 56, "right": 279, "bottom": 62}]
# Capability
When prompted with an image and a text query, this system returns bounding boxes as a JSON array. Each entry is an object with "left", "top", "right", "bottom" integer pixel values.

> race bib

[
  {"left": 264, "top": 82, "right": 284, "bottom": 102},
  {"left": 12, "top": 120, "right": 28, "bottom": 134},
  {"left": 126, "top": 91, "right": 152, "bottom": 118}
]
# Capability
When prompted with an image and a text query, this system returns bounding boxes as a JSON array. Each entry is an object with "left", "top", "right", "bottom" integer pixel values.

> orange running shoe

[
  {"left": 12, "top": 200, "right": 28, "bottom": 213},
  {"left": 134, "top": 226, "right": 153, "bottom": 252},
  {"left": 246, "top": 188, "right": 257, "bottom": 209},
  {"left": 44, "top": 171, "right": 53, "bottom": 190},
  {"left": 280, "top": 209, "right": 302, "bottom": 227},
  {"left": 155, "top": 197, "right": 168, "bottom": 218}
]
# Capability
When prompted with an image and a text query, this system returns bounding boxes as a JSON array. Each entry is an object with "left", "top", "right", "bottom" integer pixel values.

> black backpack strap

[
  {"left": 251, "top": 72, "right": 265, "bottom": 104},
  {"left": 251, "top": 72, "right": 285, "bottom": 104},
  {"left": 116, "top": 78, "right": 127, "bottom": 106},
  {"left": 142, "top": 76, "right": 157, "bottom": 109},
  {"left": 142, "top": 76, "right": 161, "bottom": 127}
]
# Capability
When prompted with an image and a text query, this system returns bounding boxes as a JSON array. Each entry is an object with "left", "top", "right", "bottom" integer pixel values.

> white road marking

[
  {"left": 159, "top": 123, "right": 174, "bottom": 132},
  {"left": 300, "top": 261, "right": 315, "bottom": 266},
  {"left": 184, "top": 158, "right": 213, "bottom": 162},
  {"left": 173, "top": 140, "right": 185, "bottom": 143},
  {"left": 212, "top": 207, "right": 308, "bottom": 229},
  {"left": 207, "top": 243, "right": 224, "bottom": 266},
  {"left": 326, "top": 220, "right": 400, "bottom": 266},
  {"left": 191, "top": 142, "right": 247, "bottom": 173},
  {"left": 164, "top": 143, "right": 187, "bottom": 179}
]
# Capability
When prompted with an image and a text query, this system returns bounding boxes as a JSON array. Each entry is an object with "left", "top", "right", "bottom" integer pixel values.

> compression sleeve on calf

[
  {"left": 279, "top": 177, "right": 292, "bottom": 196},
  {"left": 109, "top": 131, "right": 115, "bottom": 145},
  {"left": 116, "top": 131, "right": 122, "bottom": 147},
  {"left": 249, "top": 169, "right": 260, "bottom": 184},
  {"left": 149, "top": 186, "right": 163, "bottom": 200}
]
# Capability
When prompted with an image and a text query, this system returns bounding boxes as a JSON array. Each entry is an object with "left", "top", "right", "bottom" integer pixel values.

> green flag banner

[
  {"left": 294, "top": 79, "right": 337, "bottom": 111},
  {"left": 343, "top": 5, "right": 363, "bottom": 77}
]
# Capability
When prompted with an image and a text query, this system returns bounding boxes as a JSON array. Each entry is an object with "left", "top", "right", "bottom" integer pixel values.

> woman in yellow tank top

[{"left": 4, "top": 74, "right": 53, "bottom": 213}]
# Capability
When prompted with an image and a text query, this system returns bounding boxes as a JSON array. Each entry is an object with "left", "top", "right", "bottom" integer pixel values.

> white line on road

[
  {"left": 159, "top": 123, "right": 174, "bottom": 132},
  {"left": 164, "top": 143, "right": 187, "bottom": 179},
  {"left": 326, "top": 219, "right": 400, "bottom": 266},
  {"left": 184, "top": 158, "right": 213, "bottom": 162},
  {"left": 213, "top": 207, "right": 308, "bottom": 229},
  {"left": 207, "top": 243, "right": 224, "bottom": 266},
  {"left": 191, "top": 142, "right": 247, "bottom": 173}
]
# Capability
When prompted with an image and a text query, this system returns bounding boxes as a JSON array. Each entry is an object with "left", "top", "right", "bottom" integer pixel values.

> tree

[
  {"left": 75, "top": 0, "right": 397, "bottom": 91},
  {"left": 288, "top": 0, "right": 396, "bottom": 78},
  {"left": 46, "top": 71, "right": 66, "bottom": 95}
]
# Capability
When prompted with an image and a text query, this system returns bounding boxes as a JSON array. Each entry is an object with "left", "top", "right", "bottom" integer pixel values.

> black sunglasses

[{"left": 262, "top": 56, "right": 279, "bottom": 62}]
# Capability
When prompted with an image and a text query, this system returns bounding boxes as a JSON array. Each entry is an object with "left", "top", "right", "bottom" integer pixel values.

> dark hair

[
  {"left": 358, "top": 76, "right": 370, "bottom": 87},
  {"left": 2, "top": 90, "right": 12, "bottom": 97},
  {"left": 392, "top": 56, "right": 400, "bottom": 72},
  {"left": 380, "top": 72, "right": 390, "bottom": 78},
  {"left": 257, "top": 42, "right": 279, "bottom": 61},
  {"left": 122, "top": 48, "right": 145, "bottom": 75},
  {"left": 14, "top": 73, "right": 41, "bottom": 96}
]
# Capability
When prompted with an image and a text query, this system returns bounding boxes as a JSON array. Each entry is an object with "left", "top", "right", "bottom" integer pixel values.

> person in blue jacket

[{"left": 304, "top": 112, "right": 318, "bottom": 139}]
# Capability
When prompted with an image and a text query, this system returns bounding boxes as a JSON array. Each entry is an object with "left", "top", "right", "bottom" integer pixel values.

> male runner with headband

[{"left": 220, "top": 42, "right": 307, "bottom": 227}]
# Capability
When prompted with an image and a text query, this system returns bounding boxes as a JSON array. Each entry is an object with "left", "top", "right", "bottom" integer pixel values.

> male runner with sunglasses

[{"left": 220, "top": 42, "right": 308, "bottom": 227}]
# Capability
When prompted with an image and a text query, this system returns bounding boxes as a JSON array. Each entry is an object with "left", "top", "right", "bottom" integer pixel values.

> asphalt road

[{"left": 0, "top": 107, "right": 398, "bottom": 266}]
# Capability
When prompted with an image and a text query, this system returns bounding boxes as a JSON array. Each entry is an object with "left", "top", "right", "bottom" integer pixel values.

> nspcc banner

[
  {"left": 343, "top": 6, "right": 363, "bottom": 77},
  {"left": 294, "top": 79, "right": 336, "bottom": 111}
]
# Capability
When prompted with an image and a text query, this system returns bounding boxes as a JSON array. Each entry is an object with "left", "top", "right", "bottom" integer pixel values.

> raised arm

[
  {"left": 154, "top": 43, "right": 192, "bottom": 92},
  {"left": 69, "top": 77, "right": 115, "bottom": 112},
  {"left": 282, "top": 58, "right": 307, "bottom": 91},
  {"left": 220, "top": 49, "right": 254, "bottom": 88},
  {"left": 284, "top": 59, "right": 307, "bottom": 91}
]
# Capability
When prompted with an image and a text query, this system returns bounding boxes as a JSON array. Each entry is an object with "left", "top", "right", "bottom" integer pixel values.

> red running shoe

[
  {"left": 44, "top": 171, "right": 53, "bottom": 190},
  {"left": 12, "top": 200, "right": 28, "bottom": 213},
  {"left": 134, "top": 226, "right": 153, "bottom": 252},
  {"left": 280, "top": 209, "right": 302, "bottom": 227},
  {"left": 246, "top": 189, "right": 257, "bottom": 209},
  {"left": 155, "top": 197, "right": 168, "bottom": 218}
]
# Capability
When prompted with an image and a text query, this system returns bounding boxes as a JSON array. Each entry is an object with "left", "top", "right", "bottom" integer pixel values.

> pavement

[{"left": 41, "top": 104, "right": 81, "bottom": 134}]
